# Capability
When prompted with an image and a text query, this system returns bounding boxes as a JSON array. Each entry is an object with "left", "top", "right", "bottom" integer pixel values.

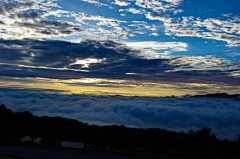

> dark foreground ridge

[{"left": 0, "top": 104, "right": 240, "bottom": 159}]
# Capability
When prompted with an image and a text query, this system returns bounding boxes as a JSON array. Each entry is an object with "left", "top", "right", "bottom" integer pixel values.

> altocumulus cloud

[{"left": 0, "top": 90, "right": 239, "bottom": 140}]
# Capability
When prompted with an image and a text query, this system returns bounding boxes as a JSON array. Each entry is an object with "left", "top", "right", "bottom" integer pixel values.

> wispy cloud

[
  {"left": 76, "top": 13, "right": 122, "bottom": 28},
  {"left": 114, "top": 0, "right": 130, "bottom": 6},
  {"left": 135, "top": 0, "right": 183, "bottom": 13},
  {"left": 126, "top": 41, "right": 188, "bottom": 57},
  {"left": 0, "top": 1, "right": 83, "bottom": 40},
  {"left": 81, "top": 0, "right": 109, "bottom": 7},
  {"left": 126, "top": 8, "right": 146, "bottom": 14},
  {"left": 146, "top": 12, "right": 240, "bottom": 47}
]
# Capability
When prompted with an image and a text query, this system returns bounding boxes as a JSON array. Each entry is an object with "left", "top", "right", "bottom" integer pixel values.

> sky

[{"left": 0, "top": 0, "right": 239, "bottom": 96}]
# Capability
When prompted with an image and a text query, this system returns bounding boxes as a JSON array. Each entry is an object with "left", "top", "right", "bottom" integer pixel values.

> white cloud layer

[{"left": 1, "top": 91, "right": 239, "bottom": 140}]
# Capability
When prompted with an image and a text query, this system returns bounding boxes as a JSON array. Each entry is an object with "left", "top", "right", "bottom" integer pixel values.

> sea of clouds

[{"left": 0, "top": 91, "right": 239, "bottom": 140}]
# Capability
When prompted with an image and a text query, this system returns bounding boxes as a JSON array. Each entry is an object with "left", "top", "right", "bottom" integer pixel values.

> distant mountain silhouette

[{"left": 191, "top": 93, "right": 240, "bottom": 100}]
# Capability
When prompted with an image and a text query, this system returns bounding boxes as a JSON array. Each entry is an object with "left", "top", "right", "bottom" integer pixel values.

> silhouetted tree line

[{"left": 0, "top": 104, "right": 239, "bottom": 158}]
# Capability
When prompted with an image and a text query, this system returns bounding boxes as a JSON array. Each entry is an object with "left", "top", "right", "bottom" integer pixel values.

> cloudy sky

[{"left": 0, "top": 0, "right": 239, "bottom": 96}]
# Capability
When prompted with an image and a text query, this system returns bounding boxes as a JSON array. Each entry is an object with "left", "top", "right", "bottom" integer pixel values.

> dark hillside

[{"left": 0, "top": 104, "right": 239, "bottom": 158}]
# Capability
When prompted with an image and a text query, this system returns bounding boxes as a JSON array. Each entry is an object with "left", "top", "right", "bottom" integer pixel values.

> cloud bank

[
  {"left": 0, "top": 90, "right": 239, "bottom": 140},
  {"left": 0, "top": 38, "right": 239, "bottom": 95}
]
